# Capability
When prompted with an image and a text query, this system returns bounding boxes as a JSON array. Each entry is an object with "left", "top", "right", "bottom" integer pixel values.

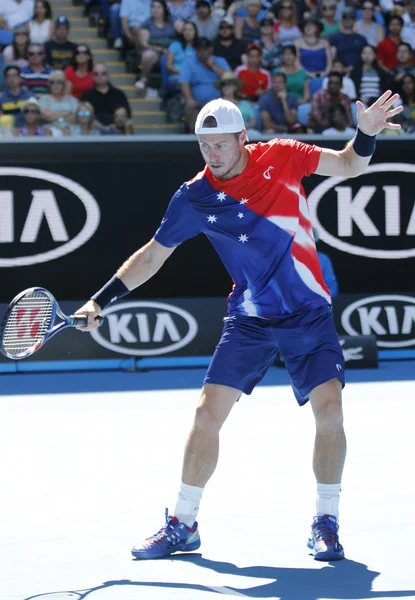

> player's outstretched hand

[
  {"left": 74, "top": 300, "right": 102, "bottom": 331},
  {"left": 356, "top": 90, "right": 404, "bottom": 136}
]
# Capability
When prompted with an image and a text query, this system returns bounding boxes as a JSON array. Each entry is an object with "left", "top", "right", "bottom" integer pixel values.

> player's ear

[{"left": 239, "top": 130, "right": 247, "bottom": 145}]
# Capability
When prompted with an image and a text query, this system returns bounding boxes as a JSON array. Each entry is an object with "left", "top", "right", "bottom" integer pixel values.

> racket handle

[{"left": 71, "top": 315, "right": 104, "bottom": 328}]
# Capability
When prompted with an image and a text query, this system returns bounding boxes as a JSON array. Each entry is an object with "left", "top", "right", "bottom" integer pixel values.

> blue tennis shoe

[
  {"left": 307, "top": 514, "right": 345, "bottom": 561},
  {"left": 131, "top": 508, "right": 200, "bottom": 559}
]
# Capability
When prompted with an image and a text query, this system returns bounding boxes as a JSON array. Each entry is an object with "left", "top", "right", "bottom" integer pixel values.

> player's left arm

[{"left": 314, "top": 91, "right": 403, "bottom": 178}]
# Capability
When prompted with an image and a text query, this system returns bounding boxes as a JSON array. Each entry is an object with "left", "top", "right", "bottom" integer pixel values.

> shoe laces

[
  {"left": 142, "top": 508, "right": 180, "bottom": 548},
  {"left": 313, "top": 515, "right": 338, "bottom": 544}
]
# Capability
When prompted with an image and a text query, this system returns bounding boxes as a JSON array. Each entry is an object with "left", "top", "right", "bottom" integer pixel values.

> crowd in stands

[
  {"left": 2, "top": 0, "right": 415, "bottom": 135},
  {"left": 0, "top": 1, "right": 133, "bottom": 136}
]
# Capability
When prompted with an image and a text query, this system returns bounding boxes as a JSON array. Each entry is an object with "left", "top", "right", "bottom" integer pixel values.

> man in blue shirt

[
  {"left": 329, "top": 8, "right": 366, "bottom": 70},
  {"left": 0, "top": 65, "right": 31, "bottom": 128},
  {"left": 258, "top": 71, "right": 298, "bottom": 133},
  {"left": 179, "top": 37, "right": 231, "bottom": 132}
]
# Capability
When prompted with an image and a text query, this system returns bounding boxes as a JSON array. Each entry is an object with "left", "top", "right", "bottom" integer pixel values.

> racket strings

[{"left": 3, "top": 292, "right": 53, "bottom": 356}]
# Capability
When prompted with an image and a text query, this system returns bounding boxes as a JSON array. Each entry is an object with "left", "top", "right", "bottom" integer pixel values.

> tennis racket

[{"left": 0, "top": 287, "right": 103, "bottom": 360}]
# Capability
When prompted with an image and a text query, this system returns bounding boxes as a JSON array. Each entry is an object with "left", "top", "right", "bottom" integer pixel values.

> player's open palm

[{"left": 356, "top": 90, "right": 403, "bottom": 136}]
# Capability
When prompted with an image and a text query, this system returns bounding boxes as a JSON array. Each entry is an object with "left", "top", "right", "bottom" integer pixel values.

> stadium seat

[
  {"left": 297, "top": 103, "right": 311, "bottom": 126},
  {"left": 309, "top": 77, "right": 324, "bottom": 97}
]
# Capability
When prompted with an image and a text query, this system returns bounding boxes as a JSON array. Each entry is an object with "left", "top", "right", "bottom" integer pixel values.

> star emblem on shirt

[
  {"left": 237, "top": 212, "right": 244, "bottom": 219},
  {"left": 239, "top": 234, "right": 249, "bottom": 243},
  {"left": 217, "top": 192, "right": 226, "bottom": 202},
  {"left": 207, "top": 215, "right": 217, "bottom": 224},
  {"left": 239, "top": 198, "right": 249, "bottom": 205}
]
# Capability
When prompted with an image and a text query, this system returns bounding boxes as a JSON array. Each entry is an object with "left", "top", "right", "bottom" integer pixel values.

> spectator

[
  {"left": 166, "top": 21, "right": 197, "bottom": 92},
  {"left": 64, "top": 44, "right": 94, "bottom": 100},
  {"left": 179, "top": 36, "right": 230, "bottom": 131},
  {"left": 312, "top": 227, "right": 338, "bottom": 298},
  {"left": 3, "top": 25, "right": 30, "bottom": 69},
  {"left": 319, "top": 0, "right": 339, "bottom": 37},
  {"left": 377, "top": 15, "right": 404, "bottom": 72},
  {"left": 68, "top": 101, "right": 99, "bottom": 135},
  {"left": 29, "top": 0, "right": 53, "bottom": 45},
  {"left": 213, "top": 16, "right": 247, "bottom": 71},
  {"left": 0, "top": 0, "right": 34, "bottom": 31},
  {"left": 100, "top": 0, "right": 123, "bottom": 49},
  {"left": 322, "top": 102, "right": 356, "bottom": 136},
  {"left": 402, "top": 0, "right": 415, "bottom": 50},
  {"left": 134, "top": 0, "right": 176, "bottom": 93},
  {"left": 295, "top": 18, "right": 332, "bottom": 78},
  {"left": 81, "top": 63, "right": 131, "bottom": 128},
  {"left": 308, "top": 70, "right": 353, "bottom": 132},
  {"left": 255, "top": 17, "right": 283, "bottom": 72},
  {"left": 38, "top": 69, "right": 77, "bottom": 133},
  {"left": 395, "top": 73, "right": 415, "bottom": 131},
  {"left": 350, "top": 46, "right": 384, "bottom": 105},
  {"left": 20, "top": 43, "right": 52, "bottom": 95},
  {"left": 356, "top": 1, "right": 384, "bottom": 47},
  {"left": 329, "top": 8, "right": 366, "bottom": 69},
  {"left": 258, "top": 71, "right": 298, "bottom": 133},
  {"left": 167, "top": 0, "right": 196, "bottom": 33},
  {"left": 214, "top": 70, "right": 260, "bottom": 133},
  {"left": 0, "top": 65, "right": 31, "bottom": 127},
  {"left": 15, "top": 96, "right": 50, "bottom": 135},
  {"left": 271, "top": 0, "right": 301, "bottom": 46},
  {"left": 44, "top": 17, "right": 77, "bottom": 70},
  {"left": 102, "top": 105, "right": 135, "bottom": 134},
  {"left": 276, "top": 44, "right": 310, "bottom": 104},
  {"left": 190, "top": 0, "right": 220, "bottom": 40},
  {"left": 235, "top": 0, "right": 262, "bottom": 44},
  {"left": 120, "top": 0, "right": 152, "bottom": 49},
  {"left": 323, "top": 58, "right": 357, "bottom": 100},
  {"left": 235, "top": 42, "right": 270, "bottom": 100},
  {"left": 386, "top": 42, "right": 415, "bottom": 92}
]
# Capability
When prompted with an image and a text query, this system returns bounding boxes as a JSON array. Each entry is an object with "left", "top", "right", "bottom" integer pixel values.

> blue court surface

[{"left": 0, "top": 362, "right": 414, "bottom": 600}]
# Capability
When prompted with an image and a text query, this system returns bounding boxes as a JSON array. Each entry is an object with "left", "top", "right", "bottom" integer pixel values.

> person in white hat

[{"left": 75, "top": 92, "right": 403, "bottom": 562}]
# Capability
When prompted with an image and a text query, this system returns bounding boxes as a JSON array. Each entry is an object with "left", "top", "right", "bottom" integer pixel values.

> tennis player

[{"left": 76, "top": 91, "right": 401, "bottom": 561}]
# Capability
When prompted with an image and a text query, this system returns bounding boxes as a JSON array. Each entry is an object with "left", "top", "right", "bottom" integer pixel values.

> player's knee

[
  {"left": 312, "top": 392, "right": 343, "bottom": 432},
  {"left": 193, "top": 386, "right": 236, "bottom": 433},
  {"left": 193, "top": 403, "right": 222, "bottom": 434}
]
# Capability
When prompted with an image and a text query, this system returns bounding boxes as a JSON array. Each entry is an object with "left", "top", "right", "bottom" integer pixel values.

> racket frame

[{"left": 0, "top": 287, "right": 87, "bottom": 360}]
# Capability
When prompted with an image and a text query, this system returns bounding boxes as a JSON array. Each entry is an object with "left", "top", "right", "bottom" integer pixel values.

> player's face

[{"left": 198, "top": 133, "right": 245, "bottom": 179}]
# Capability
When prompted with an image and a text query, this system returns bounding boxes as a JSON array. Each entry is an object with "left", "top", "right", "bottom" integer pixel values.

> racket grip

[{"left": 72, "top": 315, "right": 104, "bottom": 327}]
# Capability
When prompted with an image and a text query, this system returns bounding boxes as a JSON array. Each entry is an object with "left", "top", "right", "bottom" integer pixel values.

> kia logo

[
  {"left": 341, "top": 295, "right": 415, "bottom": 348},
  {"left": 308, "top": 163, "right": 415, "bottom": 259},
  {"left": 0, "top": 167, "right": 100, "bottom": 267},
  {"left": 90, "top": 301, "right": 198, "bottom": 356}
]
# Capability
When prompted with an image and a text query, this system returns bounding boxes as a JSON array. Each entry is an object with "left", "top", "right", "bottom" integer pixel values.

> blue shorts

[{"left": 204, "top": 305, "right": 345, "bottom": 406}]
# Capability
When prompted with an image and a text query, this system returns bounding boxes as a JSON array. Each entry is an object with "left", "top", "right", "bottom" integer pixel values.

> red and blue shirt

[{"left": 154, "top": 138, "right": 330, "bottom": 320}]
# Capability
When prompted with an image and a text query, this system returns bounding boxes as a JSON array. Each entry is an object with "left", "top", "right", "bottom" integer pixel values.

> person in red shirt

[
  {"left": 377, "top": 15, "right": 404, "bottom": 73},
  {"left": 64, "top": 44, "right": 94, "bottom": 100},
  {"left": 234, "top": 43, "right": 270, "bottom": 101}
]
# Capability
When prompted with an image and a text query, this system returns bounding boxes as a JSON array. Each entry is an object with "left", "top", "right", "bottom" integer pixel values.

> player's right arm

[{"left": 75, "top": 239, "right": 175, "bottom": 331}]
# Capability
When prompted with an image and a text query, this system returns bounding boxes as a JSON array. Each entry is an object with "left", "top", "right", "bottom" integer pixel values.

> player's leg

[
  {"left": 131, "top": 315, "right": 278, "bottom": 560},
  {"left": 275, "top": 305, "right": 346, "bottom": 561}
]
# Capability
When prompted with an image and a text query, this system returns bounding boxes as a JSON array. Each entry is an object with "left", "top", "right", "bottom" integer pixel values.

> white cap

[{"left": 195, "top": 99, "right": 247, "bottom": 138}]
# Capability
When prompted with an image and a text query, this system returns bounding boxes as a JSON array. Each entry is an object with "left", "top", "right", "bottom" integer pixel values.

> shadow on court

[{"left": 22, "top": 557, "right": 415, "bottom": 599}]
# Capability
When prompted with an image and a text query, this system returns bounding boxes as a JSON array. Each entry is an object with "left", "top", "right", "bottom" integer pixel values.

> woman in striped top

[{"left": 350, "top": 44, "right": 386, "bottom": 105}]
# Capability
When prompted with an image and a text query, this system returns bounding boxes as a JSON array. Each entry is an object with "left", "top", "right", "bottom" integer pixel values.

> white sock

[
  {"left": 316, "top": 483, "right": 341, "bottom": 520},
  {"left": 174, "top": 482, "right": 204, "bottom": 528}
]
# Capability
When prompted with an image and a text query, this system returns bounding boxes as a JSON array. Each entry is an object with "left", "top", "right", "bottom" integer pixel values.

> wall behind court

[{"left": 0, "top": 137, "right": 413, "bottom": 303}]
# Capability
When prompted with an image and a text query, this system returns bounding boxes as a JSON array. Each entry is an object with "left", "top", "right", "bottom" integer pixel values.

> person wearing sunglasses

[
  {"left": 355, "top": 1, "right": 384, "bottom": 47},
  {"left": 213, "top": 16, "right": 247, "bottom": 71},
  {"left": 20, "top": 43, "right": 52, "bottom": 96},
  {"left": 38, "top": 69, "right": 78, "bottom": 133},
  {"left": 68, "top": 101, "right": 99, "bottom": 136},
  {"left": 64, "top": 44, "right": 94, "bottom": 100},
  {"left": 15, "top": 97, "right": 51, "bottom": 137},
  {"left": 272, "top": 0, "right": 301, "bottom": 45},
  {"left": 319, "top": 1, "right": 339, "bottom": 37}
]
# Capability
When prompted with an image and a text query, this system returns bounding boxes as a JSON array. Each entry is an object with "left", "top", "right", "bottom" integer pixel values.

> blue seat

[
  {"left": 309, "top": 77, "right": 324, "bottom": 97},
  {"left": 297, "top": 103, "right": 311, "bottom": 126}
]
